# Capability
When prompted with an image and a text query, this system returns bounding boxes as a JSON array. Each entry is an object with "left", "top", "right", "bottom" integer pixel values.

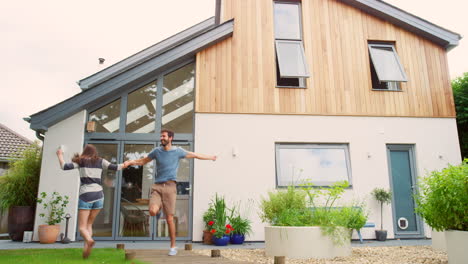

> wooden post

[
  {"left": 125, "top": 250, "right": 136, "bottom": 260},
  {"left": 116, "top": 243, "right": 125, "bottom": 250},
  {"left": 185, "top": 243, "right": 192, "bottom": 250},
  {"left": 211, "top": 249, "right": 221, "bottom": 257},
  {"left": 274, "top": 256, "right": 285, "bottom": 264}
]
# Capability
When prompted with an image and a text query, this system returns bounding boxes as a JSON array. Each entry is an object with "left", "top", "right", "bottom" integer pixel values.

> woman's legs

[
  {"left": 87, "top": 209, "right": 101, "bottom": 241},
  {"left": 78, "top": 209, "right": 93, "bottom": 258}
]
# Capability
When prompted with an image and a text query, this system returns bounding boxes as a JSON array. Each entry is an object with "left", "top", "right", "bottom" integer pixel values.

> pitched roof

[
  {"left": 0, "top": 124, "right": 33, "bottom": 162},
  {"left": 28, "top": 18, "right": 234, "bottom": 132},
  {"left": 340, "top": 0, "right": 461, "bottom": 50}
]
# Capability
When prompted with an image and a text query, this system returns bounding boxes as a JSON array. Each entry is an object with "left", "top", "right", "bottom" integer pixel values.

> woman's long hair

[{"left": 72, "top": 144, "right": 100, "bottom": 165}]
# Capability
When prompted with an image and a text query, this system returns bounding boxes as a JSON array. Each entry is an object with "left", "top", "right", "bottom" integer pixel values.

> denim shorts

[{"left": 78, "top": 198, "right": 104, "bottom": 210}]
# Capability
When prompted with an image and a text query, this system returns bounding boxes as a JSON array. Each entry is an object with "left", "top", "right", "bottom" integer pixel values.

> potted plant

[
  {"left": 207, "top": 194, "right": 232, "bottom": 246},
  {"left": 0, "top": 143, "right": 41, "bottom": 241},
  {"left": 228, "top": 202, "right": 253, "bottom": 244},
  {"left": 202, "top": 206, "right": 215, "bottom": 244},
  {"left": 371, "top": 188, "right": 392, "bottom": 241},
  {"left": 260, "top": 181, "right": 362, "bottom": 259},
  {"left": 36, "top": 191, "right": 69, "bottom": 244},
  {"left": 415, "top": 160, "right": 468, "bottom": 264}
]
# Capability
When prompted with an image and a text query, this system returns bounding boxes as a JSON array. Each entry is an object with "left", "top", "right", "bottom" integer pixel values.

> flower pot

[
  {"left": 230, "top": 233, "right": 245, "bottom": 244},
  {"left": 375, "top": 230, "right": 387, "bottom": 241},
  {"left": 8, "top": 206, "right": 35, "bottom": 241},
  {"left": 38, "top": 225, "right": 60, "bottom": 244},
  {"left": 202, "top": 230, "right": 213, "bottom": 245},
  {"left": 212, "top": 235, "right": 230, "bottom": 246}
]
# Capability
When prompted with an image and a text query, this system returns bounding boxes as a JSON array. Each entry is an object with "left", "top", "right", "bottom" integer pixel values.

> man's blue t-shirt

[{"left": 147, "top": 146, "right": 187, "bottom": 183}]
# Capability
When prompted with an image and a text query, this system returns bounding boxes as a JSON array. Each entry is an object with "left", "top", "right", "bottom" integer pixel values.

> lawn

[{"left": 0, "top": 248, "right": 147, "bottom": 264}]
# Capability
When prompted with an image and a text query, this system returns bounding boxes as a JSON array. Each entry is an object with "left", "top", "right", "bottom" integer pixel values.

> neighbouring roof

[
  {"left": 0, "top": 123, "right": 33, "bottom": 162},
  {"left": 27, "top": 18, "right": 234, "bottom": 132},
  {"left": 340, "top": 0, "right": 461, "bottom": 50}
]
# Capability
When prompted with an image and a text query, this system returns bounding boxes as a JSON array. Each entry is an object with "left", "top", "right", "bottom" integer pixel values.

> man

[{"left": 124, "top": 129, "right": 216, "bottom": 256}]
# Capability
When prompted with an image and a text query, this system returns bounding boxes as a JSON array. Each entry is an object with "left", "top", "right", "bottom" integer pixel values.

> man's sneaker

[{"left": 168, "top": 247, "right": 177, "bottom": 256}]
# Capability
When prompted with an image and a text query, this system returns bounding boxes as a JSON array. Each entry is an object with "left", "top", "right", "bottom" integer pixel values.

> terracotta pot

[
  {"left": 38, "top": 225, "right": 60, "bottom": 244},
  {"left": 8, "top": 206, "right": 35, "bottom": 241},
  {"left": 203, "top": 230, "right": 213, "bottom": 245}
]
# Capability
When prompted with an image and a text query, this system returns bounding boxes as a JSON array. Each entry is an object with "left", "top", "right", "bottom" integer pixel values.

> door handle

[{"left": 185, "top": 187, "right": 191, "bottom": 191}]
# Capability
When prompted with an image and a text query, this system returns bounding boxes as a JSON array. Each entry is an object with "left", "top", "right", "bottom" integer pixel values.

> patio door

[
  {"left": 82, "top": 141, "right": 193, "bottom": 241},
  {"left": 386, "top": 144, "right": 424, "bottom": 238}
]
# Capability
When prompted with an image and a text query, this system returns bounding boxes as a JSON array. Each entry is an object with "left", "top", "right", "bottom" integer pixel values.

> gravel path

[{"left": 194, "top": 246, "right": 447, "bottom": 264}]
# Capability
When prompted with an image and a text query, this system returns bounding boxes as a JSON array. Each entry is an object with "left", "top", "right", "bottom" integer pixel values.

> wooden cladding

[{"left": 195, "top": 0, "right": 455, "bottom": 117}]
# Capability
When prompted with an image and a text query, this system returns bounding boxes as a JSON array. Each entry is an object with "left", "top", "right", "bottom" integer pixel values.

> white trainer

[{"left": 168, "top": 247, "right": 177, "bottom": 256}]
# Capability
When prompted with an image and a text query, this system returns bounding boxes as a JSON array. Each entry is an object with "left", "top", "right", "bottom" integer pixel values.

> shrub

[
  {"left": 37, "top": 192, "right": 69, "bottom": 225},
  {"left": 0, "top": 143, "right": 41, "bottom": 212},
  {"left": 415, "top": 160, "right": 468, "bottom": 231}
]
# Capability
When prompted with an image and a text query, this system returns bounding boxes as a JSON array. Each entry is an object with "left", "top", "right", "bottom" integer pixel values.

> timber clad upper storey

[{"left": 196, "top": 0, "right": 459, "bottom": 118}]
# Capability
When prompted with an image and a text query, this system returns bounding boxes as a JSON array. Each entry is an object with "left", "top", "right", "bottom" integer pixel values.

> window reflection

[
  {"left": 126, "top": 81, "right": 157, "bottom": 133},
  {"left": 162, "top": 63, "right": 194, "bottom": 134},
  {"left": 89, "top": 99, "right": 121, "bottom": 133}
]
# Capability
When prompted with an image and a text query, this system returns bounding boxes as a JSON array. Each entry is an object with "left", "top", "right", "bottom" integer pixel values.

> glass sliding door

[
  {"left": 117, "top": 143, "right": 155, "bottom": 239},
  {"left": 83, "top": 142, "right": 120, "bottom": 239},
  {"left": 154, "top": 142, "right": 192, "bottom": 240}
]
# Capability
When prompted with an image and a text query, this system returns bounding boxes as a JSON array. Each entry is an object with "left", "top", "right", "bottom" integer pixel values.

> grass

[{"left": 0, "top": 248, "right": 148, "bottom": 264}]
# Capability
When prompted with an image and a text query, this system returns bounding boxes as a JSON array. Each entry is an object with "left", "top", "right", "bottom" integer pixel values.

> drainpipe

[
  {"left": 35, "top": 131, "right": 45, "bottom": 142},
  {"left": 215, "top": 0, "right": 221, "bottom": 25}
]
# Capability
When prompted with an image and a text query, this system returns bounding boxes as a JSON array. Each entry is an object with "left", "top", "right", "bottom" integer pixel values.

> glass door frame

[
  {"left": 78, "top": 140, "right": 193, "bottom": 241},
  {"left": 115, "top": 141, "right": 157, "bottom": 241},
  {"left": 76, "top": 140, "right": 122, "bottom": 241}
]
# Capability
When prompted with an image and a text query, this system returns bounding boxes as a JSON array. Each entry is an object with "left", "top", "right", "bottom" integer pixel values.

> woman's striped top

[{"left": 62, "top": 158, "right": 122, "bottom": 203}]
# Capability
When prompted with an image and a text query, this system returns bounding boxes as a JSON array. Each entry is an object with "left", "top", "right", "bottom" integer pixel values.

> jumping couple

[{"left": 56, "top": 129, "right": 216, "bottom": 258}]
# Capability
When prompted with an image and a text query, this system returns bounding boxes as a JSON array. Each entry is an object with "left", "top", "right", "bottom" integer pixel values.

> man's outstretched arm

[
  {"left": 124, "top": 157, "right": 153, "bottom": 167},
  {"left": 185, "top": 151, "right": 216, "bottom": 161}
]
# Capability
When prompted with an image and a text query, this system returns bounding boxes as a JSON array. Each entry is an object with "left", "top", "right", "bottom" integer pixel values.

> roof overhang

[
  {"left": 339, "top": 0, "right": 462, "bottom": 50},
  {"left": 28, "top": 18, "right": 234, "bottom": 132}
]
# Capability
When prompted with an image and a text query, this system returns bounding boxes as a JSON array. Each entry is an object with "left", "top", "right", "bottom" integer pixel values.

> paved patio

[{"left": 0, "top": 238, "right": 431, "bottom": 250}]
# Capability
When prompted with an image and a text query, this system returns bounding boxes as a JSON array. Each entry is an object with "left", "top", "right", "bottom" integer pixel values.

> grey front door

[{"left": 386, "top": 145, "right": 424, "bottom": 238}]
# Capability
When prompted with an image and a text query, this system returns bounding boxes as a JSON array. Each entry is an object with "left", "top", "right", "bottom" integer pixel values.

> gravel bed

[{"left": 194, "top": 246, "right": 447, "bottom": 264}]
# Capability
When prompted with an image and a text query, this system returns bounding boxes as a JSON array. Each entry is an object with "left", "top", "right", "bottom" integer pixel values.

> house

[
  {"left": 0, "top": 123, "right": 33, "bottom": 234},
  {"left": 0, "top": 123, "right": 33, "bottom": 176},
  {"left": 26, "top": 0, "right": 462, "bottom": 242}
]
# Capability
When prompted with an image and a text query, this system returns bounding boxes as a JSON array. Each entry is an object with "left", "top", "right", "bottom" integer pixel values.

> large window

[
  {"left": 274, "top": 1, "right": 309, "bottom": 88},
  {"left": 86, "top": 62, "right": 195, "bottom": 139},
  {"left": 89, "top": 99, "right": 121, "bottom": 133},
  {"left": 368, "top": 42, "right": 407, "bottom": 91},
  {"left": 275, "top": 144, "right": 352, "bottom": 187}
]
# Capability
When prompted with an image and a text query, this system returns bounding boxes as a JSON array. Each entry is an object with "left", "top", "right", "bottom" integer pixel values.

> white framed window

[
  {"left": 274, "top": 1, "right": 309, "bottom": 88},
  {"left": 275, "top": 143, "right": 352, "bottom": 187},
  {"left": 275, "top": 40, "right": 309, "bottom": 78},
  {"left": 368, "top": 43, "right": 407, "bottom": 91}
]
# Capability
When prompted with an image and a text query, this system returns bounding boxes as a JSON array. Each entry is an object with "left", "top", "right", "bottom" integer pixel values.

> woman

[{"left": 56, "top": 144, "right": 125, "bottom": 258}]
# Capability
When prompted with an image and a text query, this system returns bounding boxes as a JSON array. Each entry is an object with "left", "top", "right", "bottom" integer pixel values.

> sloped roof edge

[
  {"left": 28, "top": 19, "right": 235, "bottom": 132},
  {"left": 78, "top": 17, "right": 216, "bottom": 90},
  {"left": 340, "top": 0, "right": 461, "bottom": 50}
]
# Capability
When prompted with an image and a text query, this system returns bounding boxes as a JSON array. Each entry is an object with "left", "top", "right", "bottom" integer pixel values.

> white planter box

[
  {"left": 265, "top": 226, "right": 351, "bottom": 259},
  {"left": 431, "top": 229, "right": 446, "bottom": 252},
  {"left": 445, "top": 230, "right": 468, "bottom": 264}
]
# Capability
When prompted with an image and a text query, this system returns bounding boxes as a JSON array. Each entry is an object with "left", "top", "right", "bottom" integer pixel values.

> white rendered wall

[
  {"left": 192, "top": 114, "right": 462, "bottom": 241},
  {"left": 33, "top": 111, "right": 86, "bottom": 241}
]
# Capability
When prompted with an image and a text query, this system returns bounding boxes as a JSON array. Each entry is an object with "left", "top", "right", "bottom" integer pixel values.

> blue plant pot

[
  {"left": 212, "top": 235, "right": 230, "bottom": 246},
  {"left": 230, "top": 234, "right": 245, "bottom": 244}
]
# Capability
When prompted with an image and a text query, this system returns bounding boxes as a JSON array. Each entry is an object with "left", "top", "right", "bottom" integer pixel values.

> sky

[{"left": 2, "top": 0, "right": 467, "bottom": 141}]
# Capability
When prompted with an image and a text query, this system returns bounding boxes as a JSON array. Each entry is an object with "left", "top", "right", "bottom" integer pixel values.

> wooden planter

[
  {"left": 38, "top": 225, "right": 60, "bottom": 244},
  {"left": 8, "top": 206, "right": 35, "bottom": 241},
  {"left": 265, "top": 226, "right": 351, "bottom": 259}
]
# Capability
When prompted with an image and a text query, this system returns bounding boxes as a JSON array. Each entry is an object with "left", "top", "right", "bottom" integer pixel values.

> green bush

[
  {"left": 260, "top": 181, "right": 368, "bottom": 245},
  {"left": 0, "top": 143, "right": 42, "bottom": 212},
  {"left": 415, "top": 160, "right": 468, "bottom": 231},
  {"left": 452, "top": 72, "right": 468, "bottom": 159},
  {"left": 37, "top": 191, "right": 69, "bottom": 225}
]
